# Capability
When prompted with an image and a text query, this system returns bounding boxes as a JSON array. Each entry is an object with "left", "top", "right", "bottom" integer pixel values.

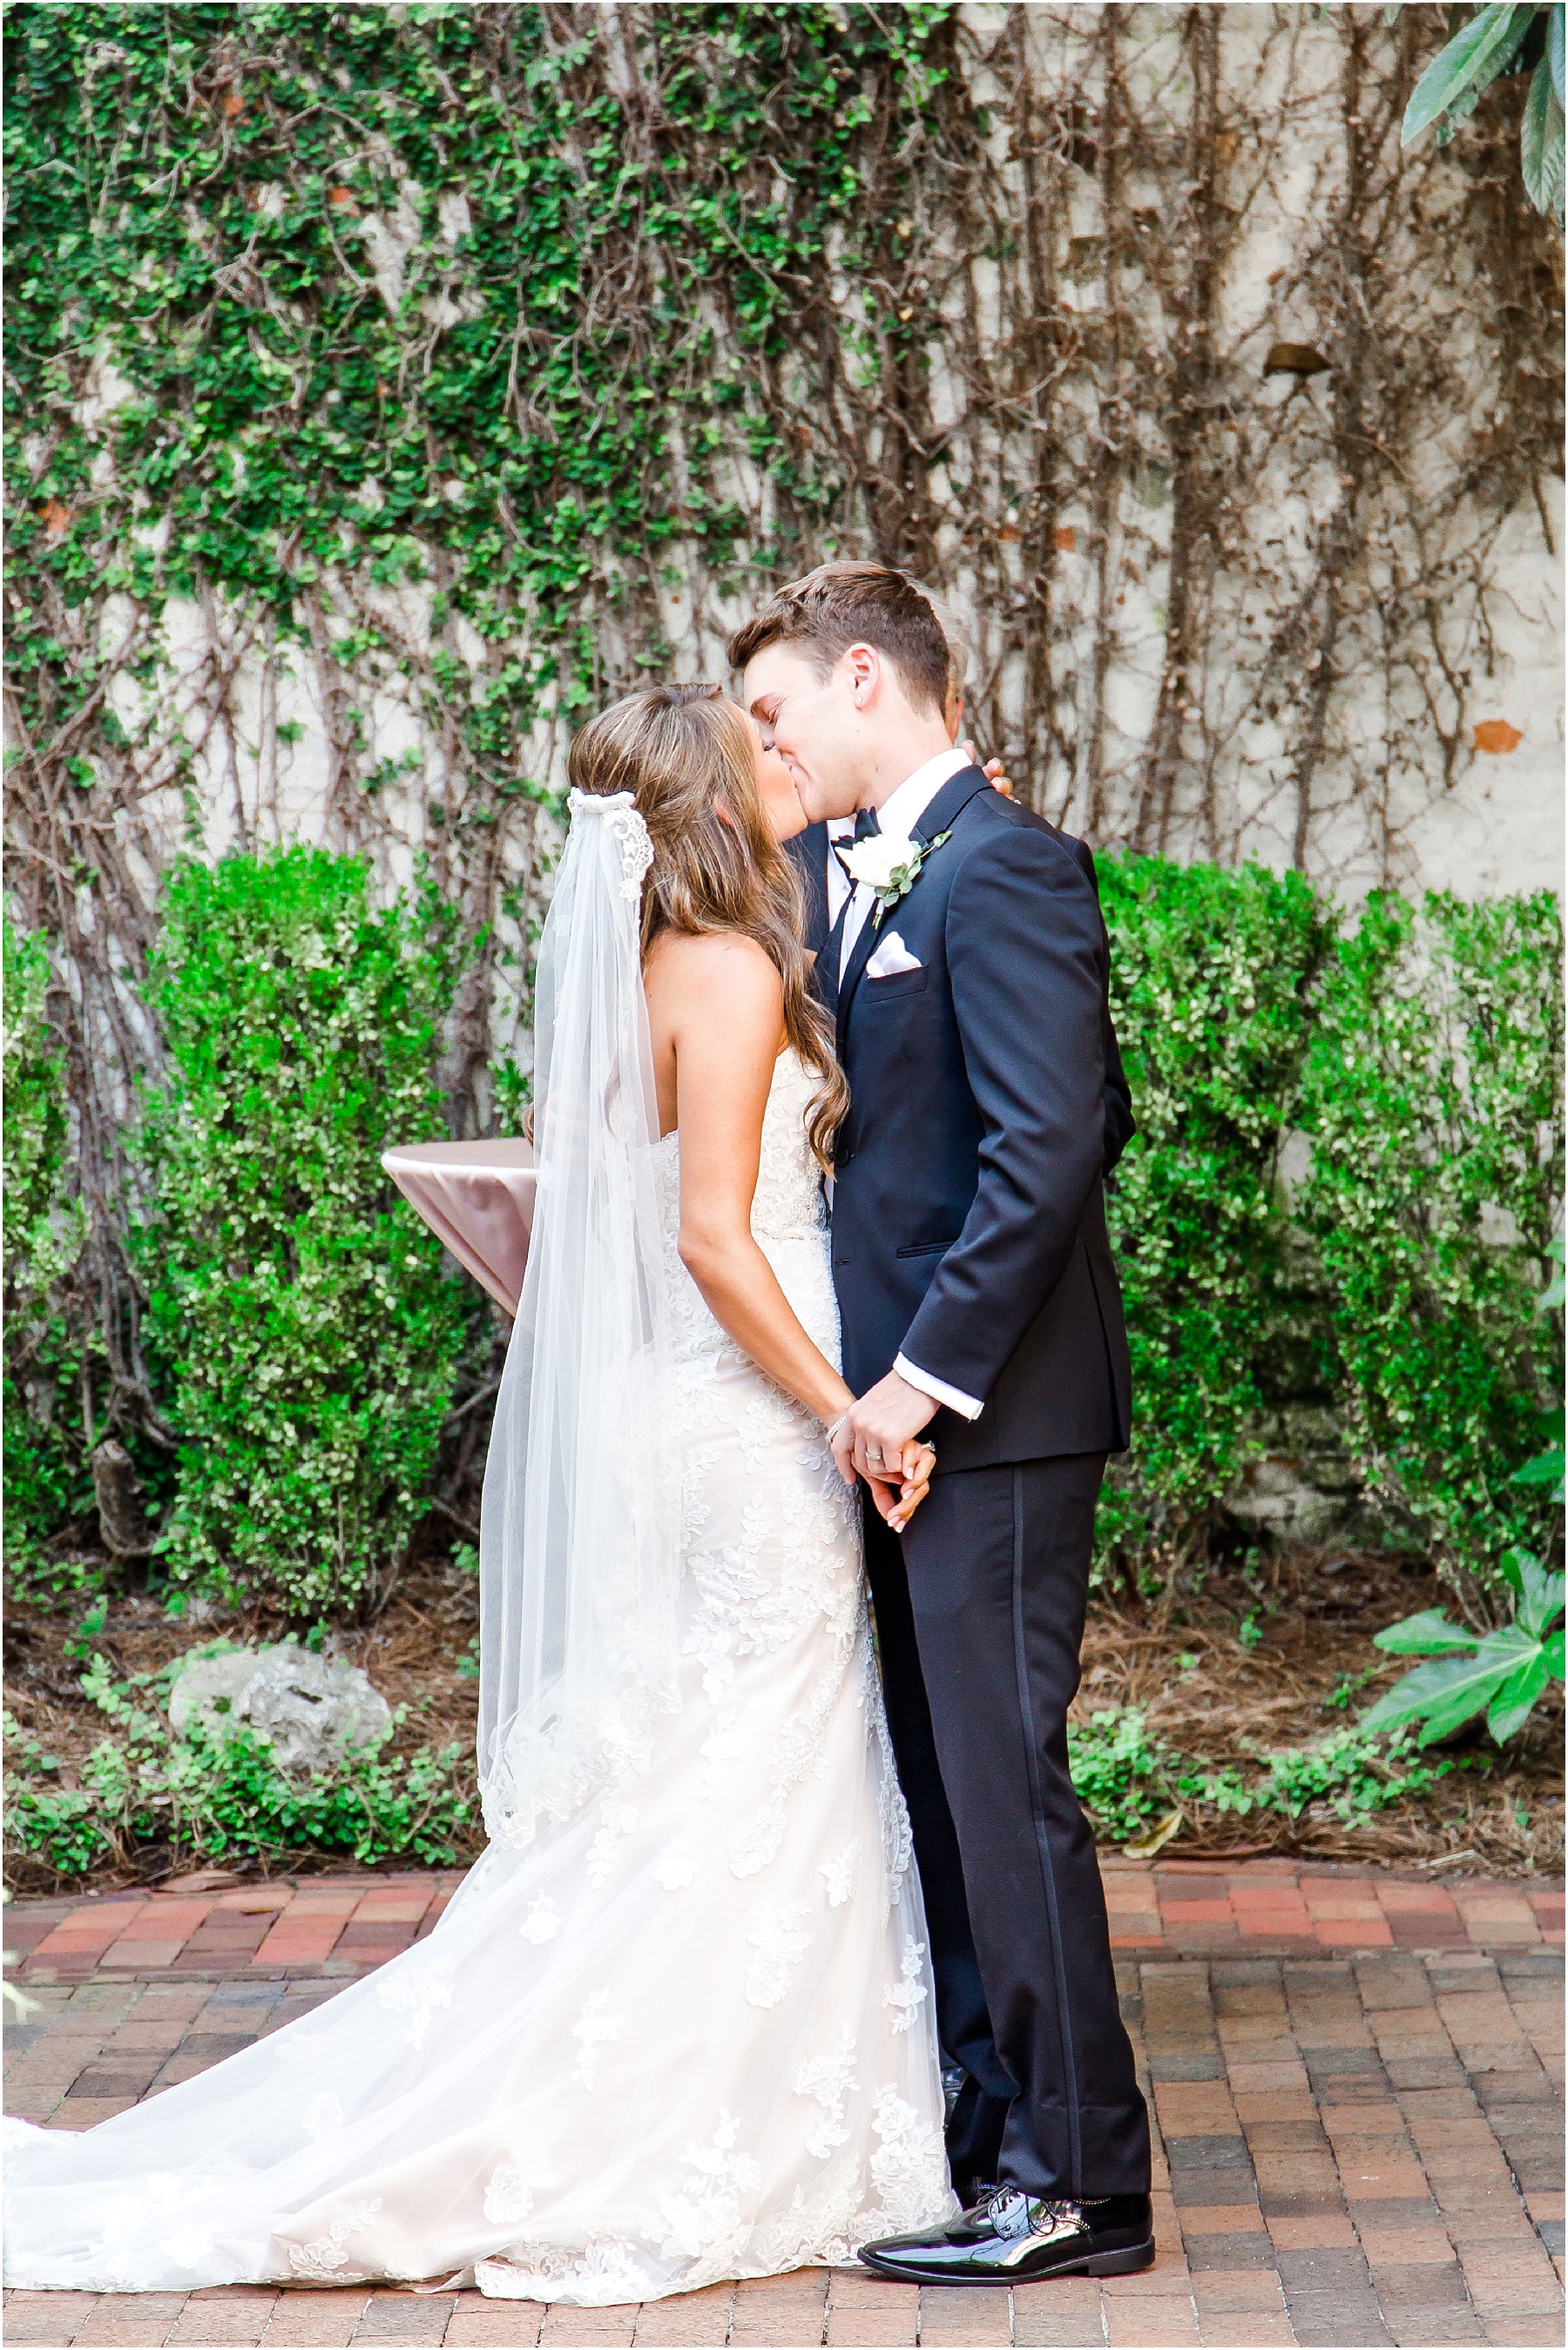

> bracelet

[{"left": 824, "top": 1410, "right": 850, "bottom": 1445}]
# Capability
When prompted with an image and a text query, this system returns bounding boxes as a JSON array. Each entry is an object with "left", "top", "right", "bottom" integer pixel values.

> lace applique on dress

[
  {"left": 728, "top": 1625, "right": 863, "bottom": 1880},
  {"left": 375, "top": 1954, "right": 455, "bottom": 2049},
  {"left": 864, "top": 1633, "right": 916, "bottom": 1910},
  {"left": 649, "top": 2110, "right": 762, "bottom": 2270},
  {"left": 882, "top": 1940, "right": 930, "bottom": 2033},
  {"left": 287, "top": 2198, "right": 384, "bottom": 2281},
  {"left": 476, "top": 2236, "right": 652, "bottom": 2304},
  {"left": 863, "top": 2087, "right": 952, "bottom": 2235},
  {"left": 159, "top": 2223, "right": 218, "bottom": 2271},
  {"left": 699, "top": 1709, "right": 744, "bottom": 1799},
  {"left": 820, "top": 1839, "right": 859, "bottom": 1907},
  {"left": 585, "top": 1799, "right": 639, "bottom": 1888},
  {"left": 795, "top": 2029, "right": 860, "bottom": 2160},
  {"left": 520, "top": 1896, "right": 559, "bottom": 1943},
  {"left": 746, "top": 1902, "right": 812, "bottom": 2008},
  {"left": 484, "top": 2165, "right": 533, "bottom": 2227},
  {"left": 302, "top": 2092, "right": 343, "bottom": 2143},
  {"left": 653, "top": 1839, "right": 697, "bottom": 1890},
  {"left": 572, "top": 1990, "right": 622, "bottom": 2089}
]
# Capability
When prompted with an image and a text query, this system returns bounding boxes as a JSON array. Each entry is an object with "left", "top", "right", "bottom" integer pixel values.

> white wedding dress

[{"left": 4, "top": 1050, "right": 956, "bottom": 2304}]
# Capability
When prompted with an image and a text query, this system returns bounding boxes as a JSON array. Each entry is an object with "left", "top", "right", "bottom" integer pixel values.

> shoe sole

[{"left": 859, "top": 2237, "right": 1156, "bottom": 2286}]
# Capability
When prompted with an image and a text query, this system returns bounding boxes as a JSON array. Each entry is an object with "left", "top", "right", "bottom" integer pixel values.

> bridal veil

[{"left": 478, "top": 787, "right": 682, "bottom": 1846}]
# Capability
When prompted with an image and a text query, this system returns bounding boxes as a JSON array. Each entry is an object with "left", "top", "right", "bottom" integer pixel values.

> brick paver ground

[{"left": 5, "top": 1860, "right": 1563, "bottom": 2350}]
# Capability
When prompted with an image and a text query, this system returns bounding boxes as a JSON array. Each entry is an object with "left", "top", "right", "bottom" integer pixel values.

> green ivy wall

[{"left": 4, "top": 4, "right": 1563, "bottom": 1615}]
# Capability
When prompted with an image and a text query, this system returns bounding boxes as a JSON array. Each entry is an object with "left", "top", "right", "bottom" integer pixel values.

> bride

[{"left": 4, "top": 685, "right": 957, "bottom": 2306}]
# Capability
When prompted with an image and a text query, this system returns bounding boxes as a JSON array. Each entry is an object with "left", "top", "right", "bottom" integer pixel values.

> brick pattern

[
  {"left": 9, "top": 1875, "right": 467, "bottom": 1987},
  {"left": 1103, "top": 1862, "right": 1564, "bottom": 1961},
  {"left": 9, "top": 1865, "right": 1562, "bottom": 1991},
  {"left": 5, "top": 1870, "right": 1562, "bottom": 2348}
]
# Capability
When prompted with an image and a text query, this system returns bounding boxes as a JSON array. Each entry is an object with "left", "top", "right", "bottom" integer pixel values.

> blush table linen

[{"left": 382, "top": 1140, "right": 536, "bottom": 1320}]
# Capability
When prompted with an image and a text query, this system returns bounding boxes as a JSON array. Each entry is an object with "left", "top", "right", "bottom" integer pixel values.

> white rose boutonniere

[{"left": 839, "top": 829, "right": 953, "bottom": 930}]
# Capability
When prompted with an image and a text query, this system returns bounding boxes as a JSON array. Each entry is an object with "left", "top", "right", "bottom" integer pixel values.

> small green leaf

[
  {"left": 1373, "top": 1608, "right": 1480, "bottom": 1655},
  {"left": 1498, "top": 1545, "right": 1532, "bottom": 1596},
  {"left": 1511, "top": 1446, "right": 1566, "bottom": 1494},
  {"left": 1362, "top": 1649, "right": 1516, "bottom": 1742},
  {"left": 1522, "top": 51, "right": 1566, "bottom": 214},
  {"left": 1403, "top": 2, "right": 1536, "bottom": 144},
  {"left": 1486, "top": 1648, "right": 1552, "bottom": 1741},
  {"left": 1511, "top": 1554, "right": 1565, "bottom": 1641}
]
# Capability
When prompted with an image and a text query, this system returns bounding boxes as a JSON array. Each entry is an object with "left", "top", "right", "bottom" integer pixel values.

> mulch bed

[
  {"left": 1082, "top": 1538, "right": 1564, "bottom": 1873},
  {"left": 4, "top": 1539, "right": 1562, "bottom": 1895}
]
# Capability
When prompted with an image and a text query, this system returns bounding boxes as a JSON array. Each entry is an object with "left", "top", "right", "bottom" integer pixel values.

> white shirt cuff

[{"left": 895, "top": 1353, "right": 983, "bottom": 1422}]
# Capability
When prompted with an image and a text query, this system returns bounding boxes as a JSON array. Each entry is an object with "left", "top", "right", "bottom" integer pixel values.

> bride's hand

[
  {"left": 961, "top": 739, "right": 1016, "bottom": 801},
  {"left": 888, "top": 1439, "right": 936, "bottom": 1534}
]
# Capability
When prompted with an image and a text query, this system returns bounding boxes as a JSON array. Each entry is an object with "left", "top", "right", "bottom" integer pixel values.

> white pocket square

[{"left": 865, "top": 930, "right": 923, "bottom": 979}]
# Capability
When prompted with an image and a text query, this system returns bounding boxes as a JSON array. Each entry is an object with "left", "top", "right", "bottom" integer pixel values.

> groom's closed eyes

[{"left": 748, "top": 694, "right": 783, "bottom": 744}]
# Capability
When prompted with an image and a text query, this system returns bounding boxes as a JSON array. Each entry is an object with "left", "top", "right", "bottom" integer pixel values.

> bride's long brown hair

[{"left": 566, "top": 683, "right": 848, "bottom": 1169}]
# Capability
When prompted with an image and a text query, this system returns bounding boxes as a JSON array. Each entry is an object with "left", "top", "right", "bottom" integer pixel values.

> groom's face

[{"left": 741, "top": 642, "right": 866, "bottom": 824}]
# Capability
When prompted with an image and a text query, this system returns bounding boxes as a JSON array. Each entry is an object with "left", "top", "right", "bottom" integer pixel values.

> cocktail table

[{"left": 381, "top": 1139, "right": 536, "bottom": 1318}]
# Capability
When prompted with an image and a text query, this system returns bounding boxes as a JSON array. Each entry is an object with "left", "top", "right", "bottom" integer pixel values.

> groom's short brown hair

[{"left": 727, "top": 561, "right": 950, "bottom": 718}]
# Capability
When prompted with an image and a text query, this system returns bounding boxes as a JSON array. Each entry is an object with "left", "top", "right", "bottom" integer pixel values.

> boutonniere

[{"left": 839, "top": 829, "right": 953, "bottom": 930}]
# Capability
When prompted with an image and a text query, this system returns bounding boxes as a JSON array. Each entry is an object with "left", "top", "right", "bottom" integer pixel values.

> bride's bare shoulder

[{"left": 644, "top": 929, "right": 781, "bottom": 1026}]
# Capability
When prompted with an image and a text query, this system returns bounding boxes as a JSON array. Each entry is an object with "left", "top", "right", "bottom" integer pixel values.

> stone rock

[
  {"left": 168, "top": 1644, "right": 393, "bottom": 1774},
  {"left": 1225, "top": 1403, "right": 1384, "bottom": 1547}
]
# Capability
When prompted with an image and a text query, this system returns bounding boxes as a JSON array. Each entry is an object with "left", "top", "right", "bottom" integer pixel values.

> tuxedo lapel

[{"left": 835, "top": 897, "right": 882, "bottom": 1054}]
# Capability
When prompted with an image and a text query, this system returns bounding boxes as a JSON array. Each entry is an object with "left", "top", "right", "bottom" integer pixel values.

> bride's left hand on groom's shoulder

[{"left": 960, "top": 739, "right": 1015, "bottom": 799}]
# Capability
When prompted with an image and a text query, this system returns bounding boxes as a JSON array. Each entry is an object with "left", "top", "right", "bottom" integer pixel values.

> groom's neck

[{"left": 855, "top": 712, "right": 959, "bottom": 813}]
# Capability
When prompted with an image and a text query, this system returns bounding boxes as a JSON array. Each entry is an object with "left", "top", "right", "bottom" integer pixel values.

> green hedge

[
  {"left": 1097, "top": 864, "right": 1561, "bottom": 1603},
  {"left": 134, "top": 846, "right": 472, "bottom": 1616},
  {"left": 3, "top": 917, "right": 94, "bottom": 1571},
  {"left": 1299, "top": 890, "right": 1563, "bottom": 1596},
  {"left": 4, "top": 857, "right": 1561, "bottom": 1617},
  {"left": 1097, "top": 856, "right": 1335, "bottom": 1563}
]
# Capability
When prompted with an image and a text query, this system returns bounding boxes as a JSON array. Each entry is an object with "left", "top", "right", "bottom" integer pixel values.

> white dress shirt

[
  {"left": 828, "top": 744, "right": 971, "bottom": 981},
  {"left": 828, "top": 744, "right": 984, "bottom": 1424}
]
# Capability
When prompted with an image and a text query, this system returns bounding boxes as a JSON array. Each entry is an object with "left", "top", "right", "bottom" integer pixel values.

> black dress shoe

[{"left": 859, "top": 2185, "right": 1155, "bottom": 2286}]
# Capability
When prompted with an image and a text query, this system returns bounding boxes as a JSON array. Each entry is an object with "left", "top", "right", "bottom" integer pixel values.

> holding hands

[{"left": 828, "top": 1369, "right": 940, "bottom": 1534}]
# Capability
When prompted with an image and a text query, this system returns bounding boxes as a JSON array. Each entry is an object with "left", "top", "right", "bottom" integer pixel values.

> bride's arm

[
  {"left": 646, "top": 930, "right": 853, "bottom": 1427},
  {"left": 645, "top": 931, "right": 932, "bottom": 1529}
]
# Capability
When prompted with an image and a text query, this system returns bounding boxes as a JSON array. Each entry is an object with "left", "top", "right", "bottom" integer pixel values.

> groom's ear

[{"left": 844, "top": 642, "right": 882, "bottom": 709}]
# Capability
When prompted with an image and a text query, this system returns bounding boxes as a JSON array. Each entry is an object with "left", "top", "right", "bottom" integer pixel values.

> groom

[{"left": 731, "top": 564, "right": 1153, "bottom": 2286}]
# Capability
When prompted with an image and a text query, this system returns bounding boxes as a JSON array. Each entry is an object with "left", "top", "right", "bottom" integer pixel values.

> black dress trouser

[{"left": 862, "top": 1452, "right": 1151, "bottom": 2202}]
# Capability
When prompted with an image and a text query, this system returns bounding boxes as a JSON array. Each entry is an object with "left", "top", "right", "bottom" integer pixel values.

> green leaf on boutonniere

[{"left": 868, "top": 830, "right": 952, "bottom": 929}]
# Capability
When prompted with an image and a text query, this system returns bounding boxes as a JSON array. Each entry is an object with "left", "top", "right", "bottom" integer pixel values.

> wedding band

[{"left": 867, "top": 1446, "right": 884, "bottom": 1464}]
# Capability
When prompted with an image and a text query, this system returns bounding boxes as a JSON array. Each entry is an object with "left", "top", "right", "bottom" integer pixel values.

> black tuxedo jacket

[
  {"left": 798, "top": 773, "right": 1133, "bottom": 1473},
  {"left": 789, "top": 816, "right": 1134, "bottom": 1179}
]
